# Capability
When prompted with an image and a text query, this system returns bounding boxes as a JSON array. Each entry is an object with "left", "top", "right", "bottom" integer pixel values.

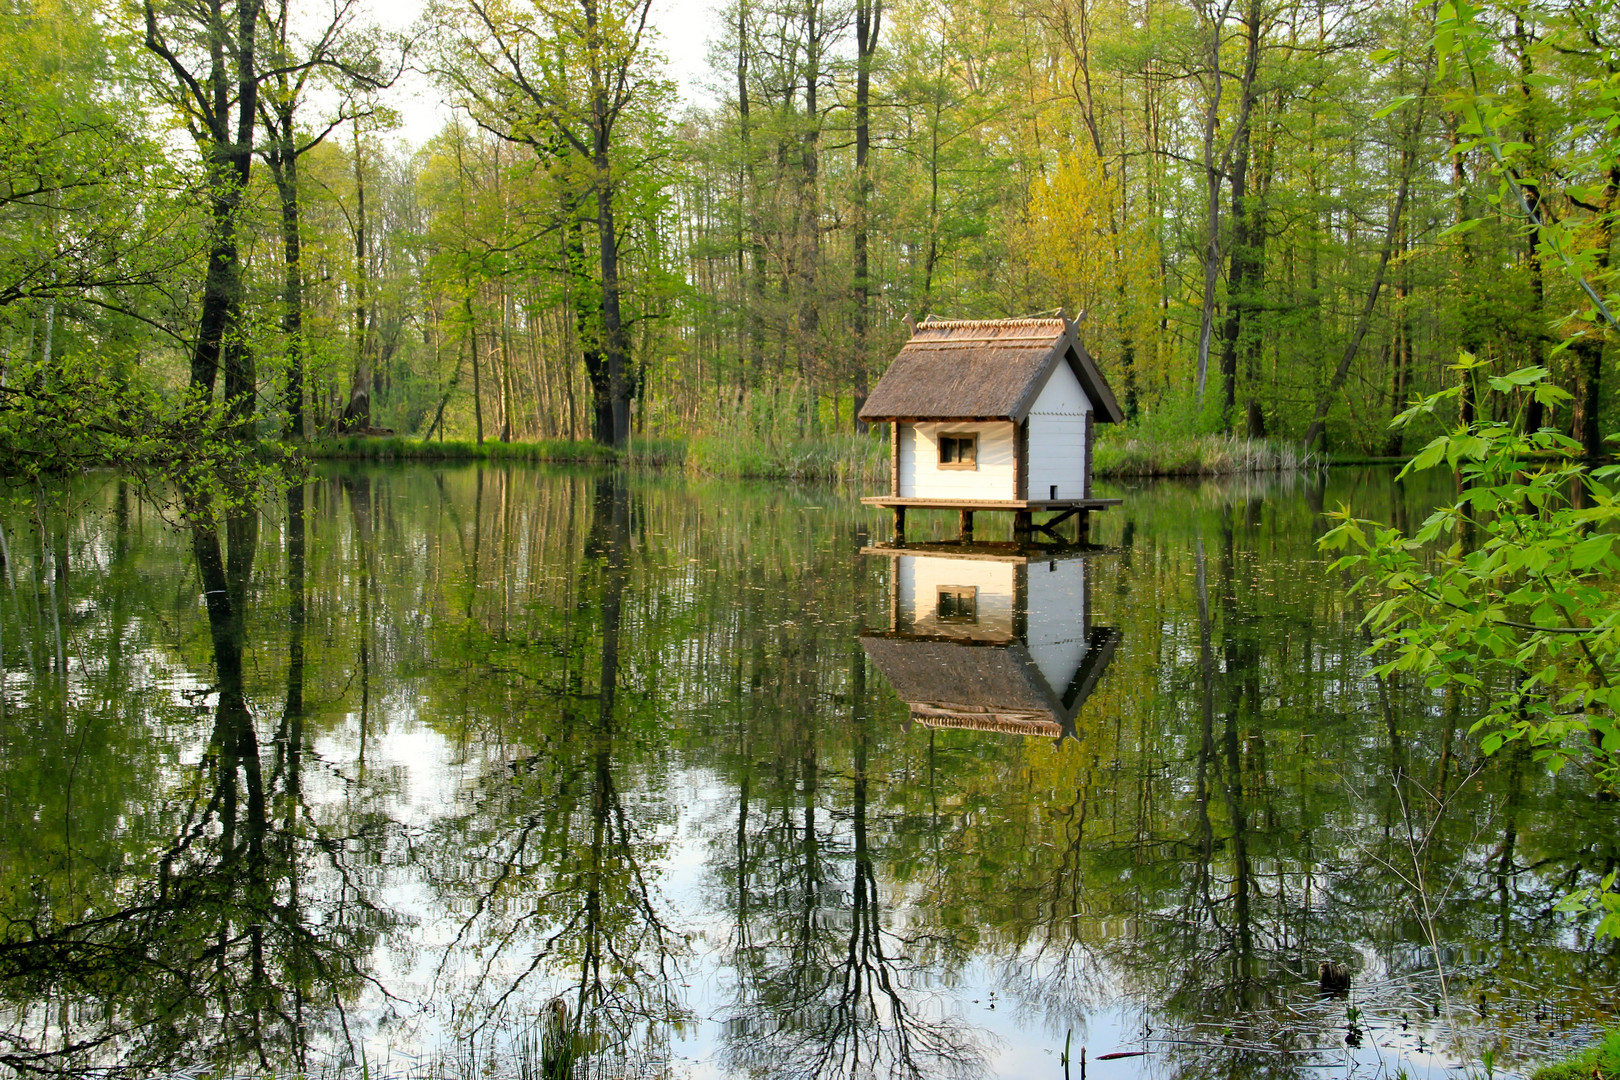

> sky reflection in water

[{"left": 0, "top": 466, "right": 1616, "bottom": 1080}]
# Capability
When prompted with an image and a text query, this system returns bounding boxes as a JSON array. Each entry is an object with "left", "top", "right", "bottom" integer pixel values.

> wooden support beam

[
  {"left": 893, "top": 505, "right": 906, "bottom": 542},
  {"left": 959, "top": 508, "right": 973, "bottom": 540},
  {"left": 1013, "top": 510, "right": 1032, "bottom": 537},
  {"left": 1077, "top": 509, "right": 1091, "bottom": 543},
  {"left": 1037, "top": 507, "right": 1081, "bottom": 533}
]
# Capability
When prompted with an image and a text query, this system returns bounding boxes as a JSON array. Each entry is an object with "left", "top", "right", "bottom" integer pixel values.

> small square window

[
  {"left": 937, "top": 586, "right": 978, "bottom": 622},
  {"left": 938, "top": 433, "right": 978, "bottom": 469}
]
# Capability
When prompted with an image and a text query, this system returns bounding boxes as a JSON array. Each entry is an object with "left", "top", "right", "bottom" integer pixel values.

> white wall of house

[
  {"left": 896, "top": 555, "right": 1016, "bottom": 640},
  {"left": 899, "top": 421, "right": 1017, "bottom": 499},
  {"left": 1026, "top": 557, "right": 1090, "bottom": 696},
  {"left": 1026, "top": 361, "right": 1092, "bottom": 501}
]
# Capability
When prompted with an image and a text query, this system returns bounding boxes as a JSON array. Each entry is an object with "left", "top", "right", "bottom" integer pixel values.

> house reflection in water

[{"left": 861, "top": 543, "right": 1120, "bottom": 741}]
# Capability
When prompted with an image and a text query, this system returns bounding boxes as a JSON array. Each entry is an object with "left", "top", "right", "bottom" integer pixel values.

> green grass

[
  {"left": 1533, "top": 1030, "right": 1620, "bottom": 1080},
  {"left": 1093, "top": 431, "right": 1318, "bottom": 478},
  {"left": 304, "top": 435, "right": 684, "bottom": 466},
  {"left": 686, "top": 430, "right": 887, "bottom": 484}
]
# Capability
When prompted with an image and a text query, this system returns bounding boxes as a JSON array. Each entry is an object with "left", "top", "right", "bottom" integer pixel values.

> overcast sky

[{"left": 370, "top": 0, "right": 721, "bottom": 148}]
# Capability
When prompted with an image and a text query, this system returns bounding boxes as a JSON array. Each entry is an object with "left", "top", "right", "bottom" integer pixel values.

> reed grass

[
  {"left": 305, "top": 436, "right": 684, "bottom": 466},
  {"left": 1093, "top": 432, "right": 1317, "bottom": 478},
  {"left": 686, "top": 430, "right": 887, "bottom": 484},
  {"left": 304, "top": 428, "right": 1316, "bottom": 484}
]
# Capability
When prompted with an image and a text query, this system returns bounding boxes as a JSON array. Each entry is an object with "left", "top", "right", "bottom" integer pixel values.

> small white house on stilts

[{"left": 858, "top": 315, "right": 1125, "bottom": 541}]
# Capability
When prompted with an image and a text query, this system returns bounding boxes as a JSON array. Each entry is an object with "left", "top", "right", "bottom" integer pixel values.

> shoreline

[{"left": 297, "top": 433, "right": 1412, "bottom": 480}]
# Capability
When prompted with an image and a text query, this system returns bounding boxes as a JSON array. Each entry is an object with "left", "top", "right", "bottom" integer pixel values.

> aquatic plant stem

[{"left": 1394, "top": 777, "right": 1455, "bottom": 1032}]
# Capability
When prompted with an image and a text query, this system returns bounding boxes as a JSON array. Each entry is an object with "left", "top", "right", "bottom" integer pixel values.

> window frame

[
  {"left": 937, "top": 431, "right": 979, "bottom": 470},
  {"left": 936, "top": 585, "right": 979, "bottom": 623}
]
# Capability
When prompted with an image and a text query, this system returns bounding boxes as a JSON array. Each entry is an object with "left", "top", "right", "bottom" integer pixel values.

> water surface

[{"left": 0, "top": 467, "right": 1615, "bottom": 1080}]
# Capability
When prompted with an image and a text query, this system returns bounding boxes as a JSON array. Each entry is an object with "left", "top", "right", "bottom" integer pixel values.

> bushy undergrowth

[
  {"left": 1094, "top": 431, "right": 1316, "bottom": 477},
  {"left": 683, "top": 388, "right": 888, "bottom": 482},
  {"left": 1532, "top": 1029, "right": 1620, "bottom": 1080},
  {"left": 306, "top": 436, "right": 683, "bottom": 466},
  {"left": 687, "top": 430, "right": 886, "bottom": 483}
]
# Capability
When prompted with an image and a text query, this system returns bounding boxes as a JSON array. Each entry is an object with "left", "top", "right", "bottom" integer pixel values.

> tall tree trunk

[
  {"left": 467, "top": 296, "right": 484, "bottom": 445},
  {"left": 581, "top": 0, "right": 632, "bottom": 449},
  {"left": 345, "top": 123, "right": 373, "bottom": 431},
  {"left": 1515, "top": 11, "right": 1548, "bottom": 434},
  {"left": 1385, "top": 214, "right": 1411, "bottom": 457},
  {"left": 1575, "top": 161, "right": 1618, "bottom": 461},
  {"left": 494, "top": 140, "right": 514, "bottom": 441},
  {"left": 264, "top": 101, "right": 304, "bottom": 440},
  {"left": 736, "top": 0, "right": 765, "bottom": 394},
  {"left": 1216, "top": 0, "right": 1260, "bottom": 429},
  {"left": 851, "top": 0, "right": 880, "bottom": 431},
  {"left": 1244, "top": 111, "right": 1279, "bottom": 439},
  {"left": 797, "top": 0, "right": 824, "bottom": 436},
  {"left": 568, "top": 218, "right": 612, "bottom": 444},
  {"left": 1194, "top": 0, "right": 1235, "bottom": 404},
  {"left": 145, "top": 0, "right": 265, "bottom": 430},
  {"left": 595, "top": 162, "right": 630, "bottom": 447},
  {"left": 1447, "top": 117, "right": 1483, "bottom": 432}
]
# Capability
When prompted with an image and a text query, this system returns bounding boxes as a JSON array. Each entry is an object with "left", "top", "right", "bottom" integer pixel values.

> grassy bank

[
  {"left": 1533, "top": 1030, "right": 1620, "bottom": 1080},
  {"left": 1093, "top": 432, "right": 1317, "bottom": 478},
  {"left": 305, "top": 436, "right": 683, "bottom": 465}
]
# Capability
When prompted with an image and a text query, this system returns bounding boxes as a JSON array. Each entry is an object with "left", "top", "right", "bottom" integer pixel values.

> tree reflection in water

[
  {"left": 424, "top": 476, "right": 687, "bottom": 1076},
  {"left": 0, "top": 467, "right": 1617, "bottom": 1080},
  {"left": 0, "top": 483, "right": 387, "bottom": 1076},
  {"left": 715, "top": 556, "right": 988, "bottom": 1080}
]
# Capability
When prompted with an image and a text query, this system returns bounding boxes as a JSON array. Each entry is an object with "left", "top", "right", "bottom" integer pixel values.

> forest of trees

[{"left": 0, "top": 0, "right": 1616, "bottom": 458}]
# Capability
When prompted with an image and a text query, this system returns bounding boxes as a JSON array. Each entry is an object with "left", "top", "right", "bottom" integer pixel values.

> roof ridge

[{"left": 918, "top": 317, "right": 1067, "bottom": 329}]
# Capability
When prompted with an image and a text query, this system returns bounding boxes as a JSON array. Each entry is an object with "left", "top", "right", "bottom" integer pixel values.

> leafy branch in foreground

[
  {"left": 1319, "top": 359, "right": 1620, "bottom": 935},
  {"left": 0, "top": 354, "right": 293, "bottom": 507}
]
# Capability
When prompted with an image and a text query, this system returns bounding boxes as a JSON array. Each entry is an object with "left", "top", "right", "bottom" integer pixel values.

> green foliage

[
  {"left": 0, "top": 354, "right": 287, "bottom": 505},
  {"left": 1320, "top": 359, "right": 1620, "bottom": 933},
  {"left": 1434, "top": 0, "right": 1620, "bottom": 337},
  {"left": 1321, "top": 362, "right": 1618, "bottom": 781},
  {"left": 1531, "top": 1029, "right": 1620, "bottom": 1080}
]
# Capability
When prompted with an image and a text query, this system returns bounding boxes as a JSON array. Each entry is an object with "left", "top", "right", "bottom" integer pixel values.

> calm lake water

[{"left": 1, "top": 466, "right": 1616, "bottom": 1080}]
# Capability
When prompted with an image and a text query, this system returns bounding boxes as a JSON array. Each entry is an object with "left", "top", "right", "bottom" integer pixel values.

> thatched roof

[
  {"left": 861, "top": 627, "right": 1121, "bottom": 740},
  {"left": 858, "top": 317, "right": 1124, "bottom": 424}
]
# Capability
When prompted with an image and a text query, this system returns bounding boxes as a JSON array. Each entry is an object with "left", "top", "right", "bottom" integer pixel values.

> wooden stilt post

[
  {"left": 959, "top": 509, "right": 973, "bottom": 541},
  {"left": 1013, "top": 510, "right": 1032, "bottom": 538},
  {"left": 1077, "top": 509, "right": 1091, "bottom": 543},
  {"left": 893, "top": 505, "right": 906, "bottom": 542}
]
